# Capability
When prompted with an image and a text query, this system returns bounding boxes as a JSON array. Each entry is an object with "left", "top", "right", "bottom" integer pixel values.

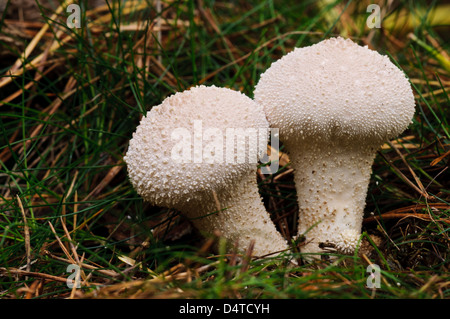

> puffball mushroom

[
  {"left": 254, "top": 37, "right": 415, "bottom": 257},
  {"left": 124, "top": 85, "right": 289, "bottom": 257}
]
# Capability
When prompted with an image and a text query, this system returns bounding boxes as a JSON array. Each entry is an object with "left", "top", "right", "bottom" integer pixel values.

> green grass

[{"left": 0, "top": 0, "right": 449, "bottom": 299}]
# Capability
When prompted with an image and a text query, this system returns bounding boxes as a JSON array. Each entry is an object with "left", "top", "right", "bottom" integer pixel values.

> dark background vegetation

[{"left": 0, "top": 0, "right": 449, "bottom": 298}]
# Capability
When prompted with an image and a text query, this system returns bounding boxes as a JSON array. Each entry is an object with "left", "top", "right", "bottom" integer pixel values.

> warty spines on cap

[
  {"left": 124, "top": 85, "right": 269, "bottom": 208},
  {"left": 254, "top": 37, "right": 415, "bottom": 145}
]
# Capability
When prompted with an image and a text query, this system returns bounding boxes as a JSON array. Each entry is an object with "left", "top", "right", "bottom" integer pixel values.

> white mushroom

[
  {"left": 124, "top": 85, "right": 289, "bottom": 257},
  {"left": 254, "top": 37, "right": 415, "bottom": 258}
]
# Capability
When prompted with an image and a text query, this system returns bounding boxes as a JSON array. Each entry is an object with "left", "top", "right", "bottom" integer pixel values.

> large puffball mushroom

[
  {"left": 254, "top": 37, "right": 415, "bottom": 258},
  {"left": 124, "top": 85, "right": 289, "bottom": 257}
]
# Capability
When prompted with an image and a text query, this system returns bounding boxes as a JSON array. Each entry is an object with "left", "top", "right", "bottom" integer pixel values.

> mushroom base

[
  {"left": 174, "top": 171, "right": 290, "bottom": 258},
  {"left": 289, "top": 141, "right": 377, "bottom": 259}
]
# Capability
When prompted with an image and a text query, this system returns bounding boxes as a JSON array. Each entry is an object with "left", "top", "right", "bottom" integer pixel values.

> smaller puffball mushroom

[
  {"left": 254, "top": 37, "right": 416, "bottom": 258},
  {"left": 124, "top": 85, "right": 289, "bottom": 257}
]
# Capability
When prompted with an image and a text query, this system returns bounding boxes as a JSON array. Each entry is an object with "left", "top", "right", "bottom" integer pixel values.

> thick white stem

[
  {"left": 288, "top": 140, "right": 377, "bottom": 257},
  {"left": 175, "top": 172, "right": 289, "bottom": 257}
]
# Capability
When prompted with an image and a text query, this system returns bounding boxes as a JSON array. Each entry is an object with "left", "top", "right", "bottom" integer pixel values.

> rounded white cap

[
  {"left": 254, "top": 37, "right": 415, "bottom": 145},
  {"left": 124, "top": 85, "right": 269, "bottom": 208}
]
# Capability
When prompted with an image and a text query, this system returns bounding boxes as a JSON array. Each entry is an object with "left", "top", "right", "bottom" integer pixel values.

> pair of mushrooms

[{"left": 124, "top": 37, "right": 415, "bottom": 260}]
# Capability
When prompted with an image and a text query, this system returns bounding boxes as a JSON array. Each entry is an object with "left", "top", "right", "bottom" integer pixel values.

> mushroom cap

[
  {"left": 124, "top": 85, "right": 269, "bottom": 208},
  {"left": 254, "top": 37, "right": 415, "bottom": 145}
]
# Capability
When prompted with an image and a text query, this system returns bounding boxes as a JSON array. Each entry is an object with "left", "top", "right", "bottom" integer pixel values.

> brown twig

[
  {"left": 377, "top": 150, "right": 430, "bottom": 200},
  {"left": 386, "top": 140, "right": 430, "bottom": 199},
  {"left": 43, "top": 251, "right": 119, "bottom": 278},
  {"left": 16, "top": 195, "right": 31, "bottom": 273},
  {"left": 0, "top": 267, "right": 69, "bottom": 284},
  {"left": 364, "top": 203, "right": 450, "bottom": 224},
  {"left": 83, "top": 160, "right": 123, "bottom": 201}
]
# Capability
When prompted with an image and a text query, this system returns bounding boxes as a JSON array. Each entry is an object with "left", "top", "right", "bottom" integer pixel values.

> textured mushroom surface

[
  {"left": 254, "top": 37, "right": 415, "bottom": 257},
  {"left": 124, "top": 85, "right": 289, "bottom": 257}
]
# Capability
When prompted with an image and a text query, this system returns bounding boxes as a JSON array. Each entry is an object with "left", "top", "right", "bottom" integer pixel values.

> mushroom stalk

[
  {"left": 178, "top": 171, "right": 288, "bottom": 257},
  {"left": 253, "top": 37, "right": 416, "bottom": 259},
  {"left": 289, "top": 140, "right": 376, "bottom": 256}
]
